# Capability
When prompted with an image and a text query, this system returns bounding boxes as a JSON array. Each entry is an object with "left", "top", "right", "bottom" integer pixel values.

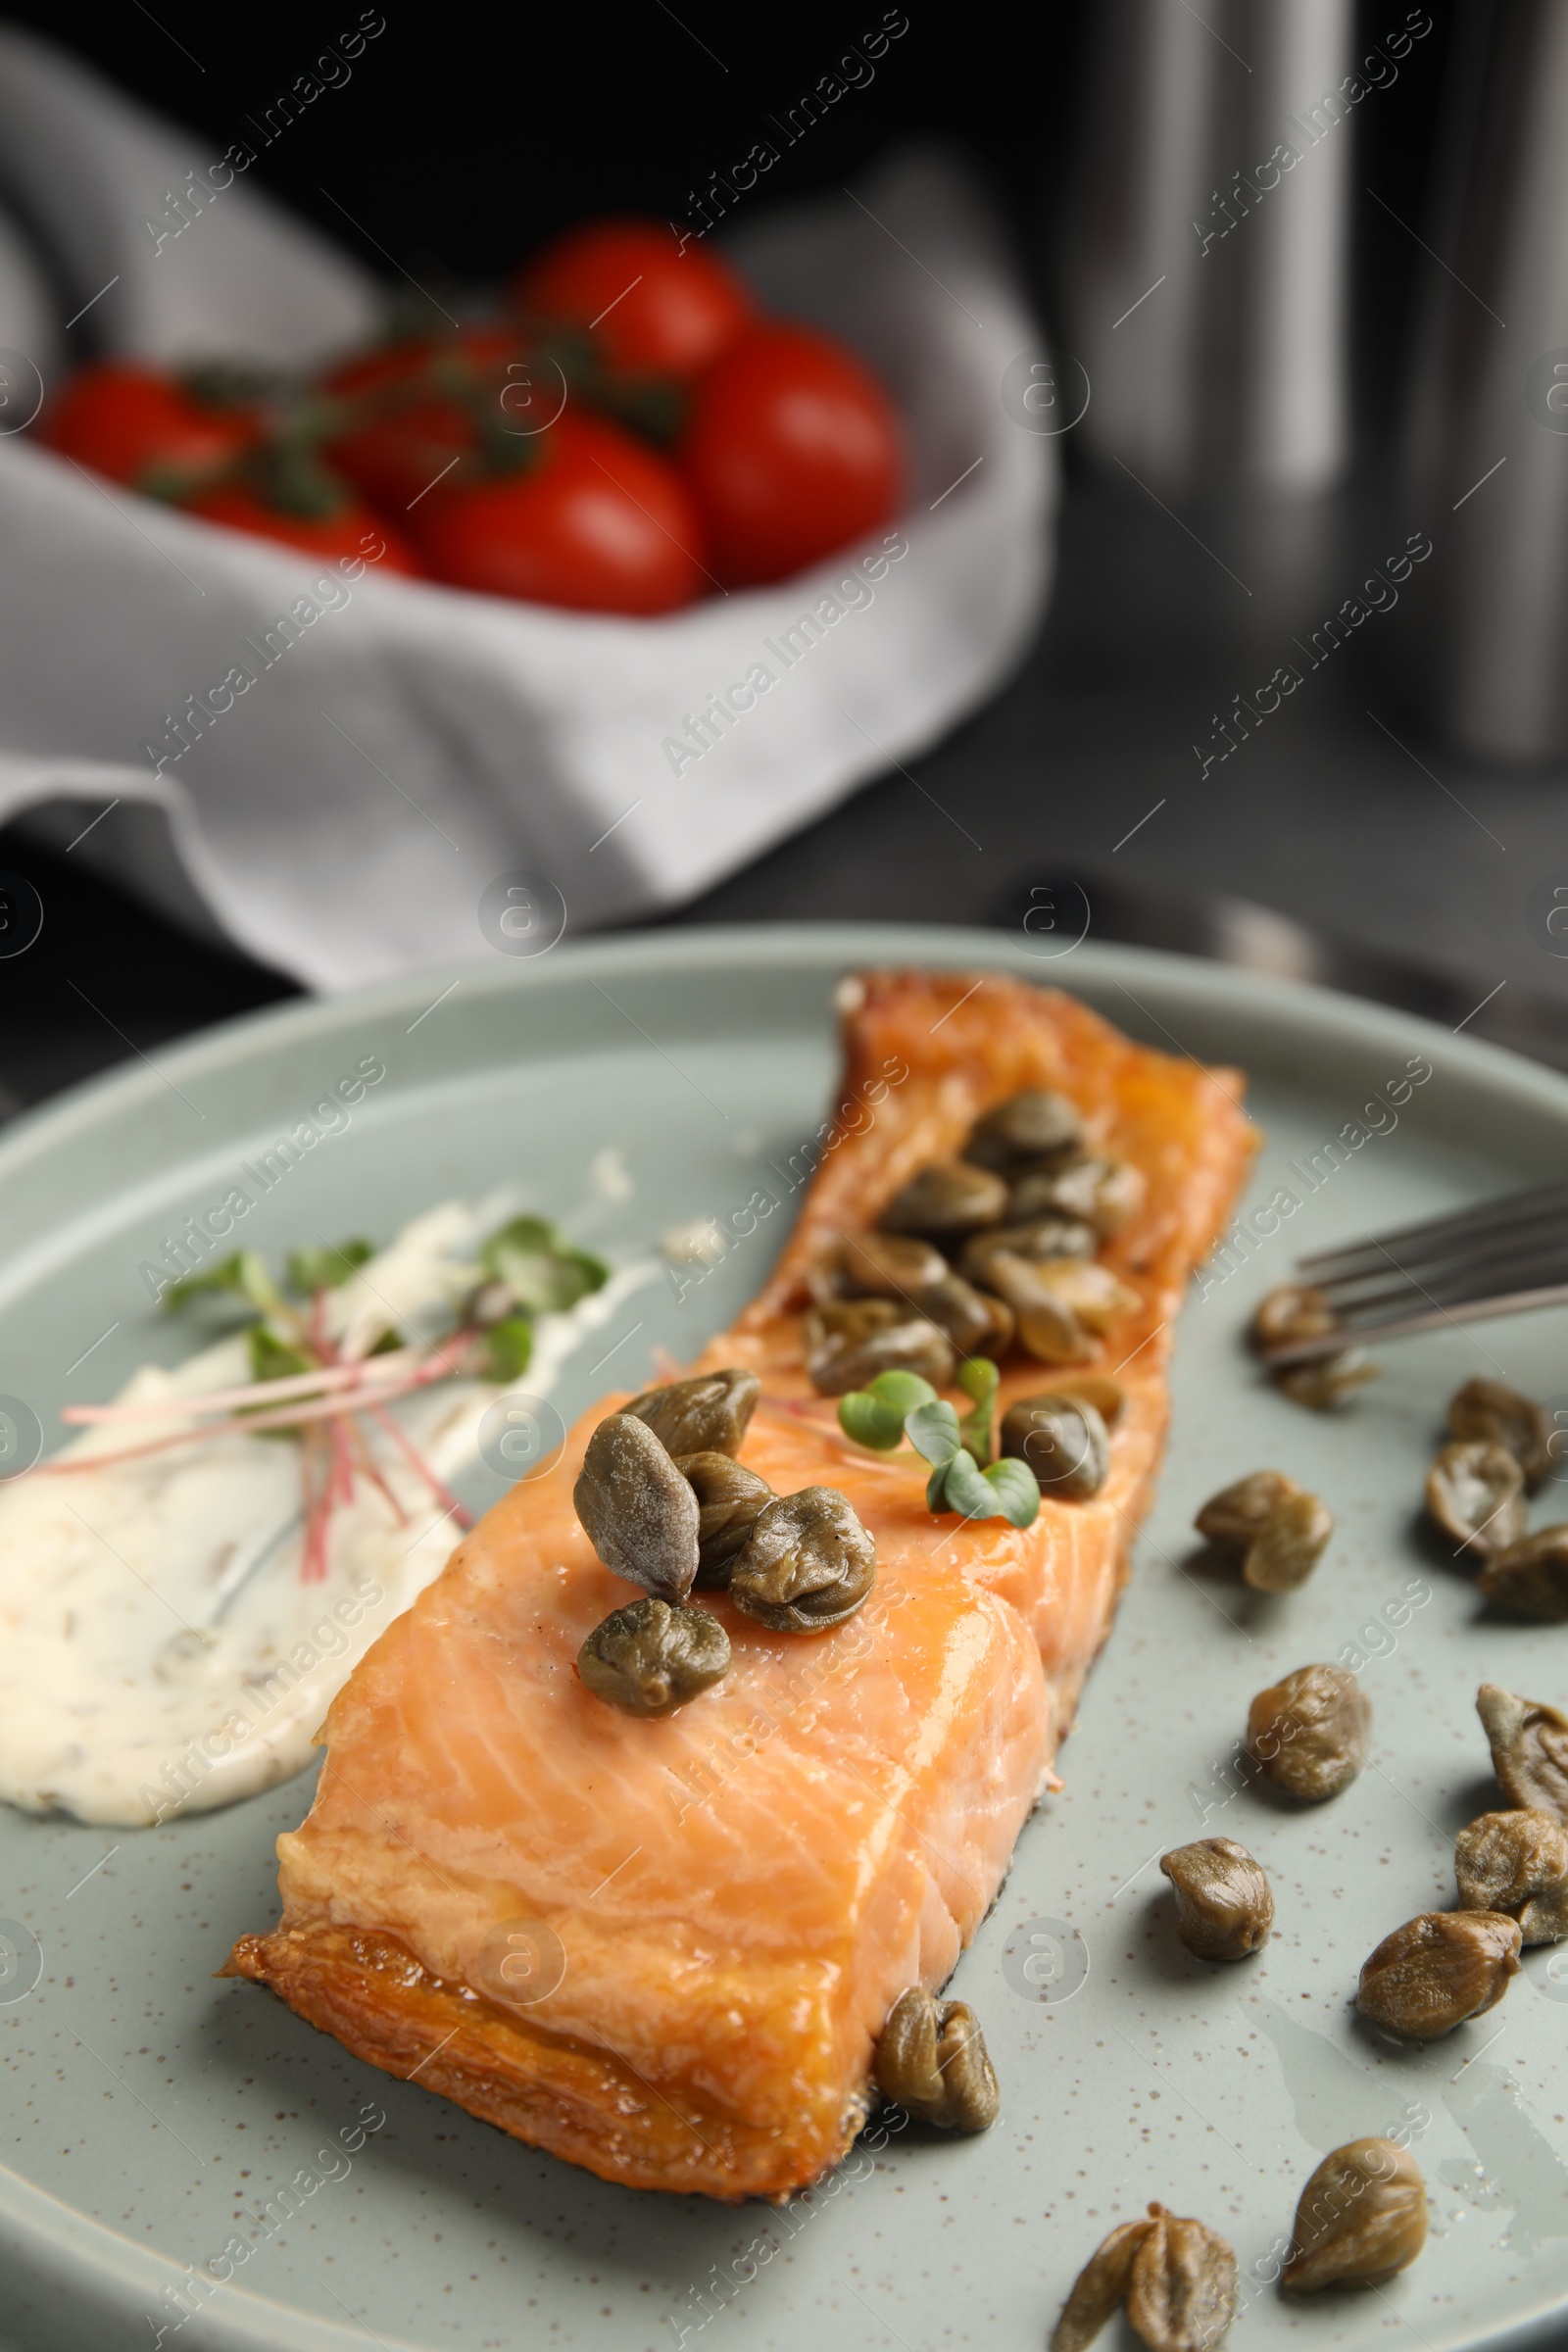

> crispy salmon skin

[{"left": 229, "top": 969, "right": 1255, "bottom": 2201}]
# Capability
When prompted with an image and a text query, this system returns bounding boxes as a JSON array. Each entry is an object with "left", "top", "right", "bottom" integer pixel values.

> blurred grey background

[{"left": 3, "top": 0, "right": 1565, "bottom": 1113}]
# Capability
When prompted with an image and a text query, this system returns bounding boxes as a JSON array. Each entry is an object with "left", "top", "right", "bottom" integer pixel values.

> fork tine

[
  {"left": 1260, "top": 1281, "right": 1568, "bottom": 1365},
  {"left": 1298, "top": 1179, "right": 1568, "bottom": 1277},
  {"left": 1314, "top": 1234, "right": 1568, "bottom": 1306},
  {"left": 1265, "top": 1176, "right": 1568, "bottom": 1367}
]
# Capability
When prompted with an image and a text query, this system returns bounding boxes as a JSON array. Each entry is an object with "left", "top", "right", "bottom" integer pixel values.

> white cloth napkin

[{"left": 0, "top": 24, "right": 1057, "bottom": 989}]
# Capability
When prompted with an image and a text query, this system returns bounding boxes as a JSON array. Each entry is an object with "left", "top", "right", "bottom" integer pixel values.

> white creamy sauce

[{"left": 0, "top": 1194, "right": 654, "bottom": 1828}]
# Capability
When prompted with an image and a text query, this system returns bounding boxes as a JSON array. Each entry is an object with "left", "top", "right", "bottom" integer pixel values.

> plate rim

[
  {"left": 4, "top": 918, "right": 1568, "bottom": 2352},
  {"left": 3, "top": 923, "right": 1567, "bottom": 1179}
]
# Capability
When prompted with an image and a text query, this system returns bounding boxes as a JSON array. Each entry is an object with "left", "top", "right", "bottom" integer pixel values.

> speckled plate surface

[{"left": 3, "top": 923, "right": 1568, "bottom": 2352}]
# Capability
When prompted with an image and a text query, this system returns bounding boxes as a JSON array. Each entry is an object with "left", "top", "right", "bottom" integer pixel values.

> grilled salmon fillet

[{"left": 228, "top": 969, "right": 1255, "bottom": 2200}]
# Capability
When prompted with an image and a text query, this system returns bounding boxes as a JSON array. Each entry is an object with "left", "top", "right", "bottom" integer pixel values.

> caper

[
  {"left": 1356, "top": 1909, "right": 1521, "bottom": 2040},
  {"left": 1052, "top": 2206, "right": 1237, "bottom": 2352},
  {"left": 1243, "top": 1490, "right": 1334, "bottom": 1593},
  {"left": 1029, "top": 1256, "right": 1140, "bottom": 1334},
  {"left": 1247, "top": 1663, "right": 1369, "bottom": 1801},
  {"left": 623, "top": 1367, "right": 760, "bottom": 1460},
  {"left": 871, "top": 1986, "right": 999, "bottom": 2132},
  {"left": 1448, "top": 1376, "right": 1550, "bottom": 1490},
  {"left": 1125, "top": 2203, "right": 1237, "bottom": 2352},
  {"left": 1271, "top": 1348, "right": 1379, "bottom": 1409},
  {"left": 1455, "top": 1809, "right": 1568, "bottom": 1941},
  {"left": 573, "top": 1413, "right": 699, "bottom": 1600},
  {"left": 958, "top": 1216, "right": 1097, "bottom": 1289},
  {"left": 1250, "top": 1284, "right": 1338, "bottom": 1348},
  {"left": 728, "top": 1486, "right": 876, "bottom": 1632},
  {"left": 962, "top": 1088, "right": 1085, "bottom": 1173},
  {"left": 1477, "top": 1682, "right": 1568, "bottom": 1821},
  {"left": 1159, "top": 1837, "right": 1273, "bottom": 1960},
  {"left": 1194, "top": 1470, "right": 1300, "bottom": 1548},
  {"left": 836, "top": 1229, "right": 949, "bottom": 1299},
  {"left": 913, "top": 1271, "right": 1012, "bottom": 1357},
  {"left": 878, "top": 1158, "right": 1008, "bottom": 1238},
  {"left": 1426, "top": 1440, "right": 1526, "bottom": 1557},
  {"left": 577, "top": 1595, "right": 730, "bottom": 1716},
  {"left": 804, "top": 1298, "right": 956, "bottom": 1396},
  {"left": 982, "top": 1252, "right": 1088, "bottom": 1363},
  {"left": 1051, "top": 2217, "right": 1154, "bottom": 2352},
  {"left": 673, "top": 1450, "right": 772, "bottom": 1589},
  {"left": 1054, "top": 1374, "right": 1126, "bottom": 1428},
  {"left": 1007, "top": 1155, "right": 1146, "bottom": 1237},
  {"left": 1478, "top": 1527, "right": 1568, "bottom": 1619},
  {"left": 1001, "top": 1394, "right": 1110, "bottom": 1500},
  {"left": 1282, "top": 2138, "right": 1428, "bottom": 2293}
]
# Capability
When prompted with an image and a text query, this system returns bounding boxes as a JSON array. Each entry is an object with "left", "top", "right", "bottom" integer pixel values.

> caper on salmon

[
  {"left": 962, "top": 1088, "right": 1086, "bottom": 1173},
  {"left": 805, "top": 1298, "right": 955, "bottom": 1396},
  {"left": 917, "top": 1271, "right": 1014, "bottom": 1357},
  {"left": 958, "top": 1216, "right": 1097, "bottom": 1289},
  {"left": 623, "top": 1367, "right": 760, "bottom": 1460},
  {"left": 877, "top": 1158, "right": 1008, "bottom": 1239},
  {"left": 573, "top": 1413, "right": 700, "bottom": 1600},
  {"left": 1008, "top": 1155, "right": 1146, "bottom": 1237},
  {"left": 982, "top": 1252, "right": 1089, "bottom": 1363},
  {"left": 577, "top": 1596, "right": 730, "bottom": 1716},
  {"left": 872, "top": 1986, "right": 999, "bottom": 2131},
  {"left": 963, "top": 1086, "right": 1086, "bottom": 1171},
  {"left": 674, "top": 1450, "right": 772, "bottom": 1588},
  {"left": 728, "top": 1486, "right": 876, "bottom": 1632},
  {"left": 1001, "top": 1393, "right": 1110, "bottom": 1500},
  {"left": 837, "top": 1229, "right": 949, "bottom": 1299}
]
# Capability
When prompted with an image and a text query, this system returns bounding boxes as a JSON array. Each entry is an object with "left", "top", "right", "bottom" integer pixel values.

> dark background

[{"left": 9, "top": 0, "right": 1559, "bottom": 1120}]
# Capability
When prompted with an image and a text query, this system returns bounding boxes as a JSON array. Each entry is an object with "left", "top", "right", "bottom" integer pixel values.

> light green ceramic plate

[{"left": 2, "top": 924, "right": 1567, "bottom": 2352}]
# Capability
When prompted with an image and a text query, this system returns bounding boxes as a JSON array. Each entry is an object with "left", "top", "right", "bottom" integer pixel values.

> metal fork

[{"left": 1256, "top": 1182, "right": 1568, "bottom": 1367}]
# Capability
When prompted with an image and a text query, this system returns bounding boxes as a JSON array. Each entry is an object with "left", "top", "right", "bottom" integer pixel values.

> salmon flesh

[{"left": 228, "top": 969, "right": 1256, "bottom": 2201}]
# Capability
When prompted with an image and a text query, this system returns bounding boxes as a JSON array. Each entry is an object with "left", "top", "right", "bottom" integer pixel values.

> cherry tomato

[
  {"left": 322, "top": 327, "right": 536, "bottom": 513},
  {"left": 41, "top": 363, "right": 259, "bottom": 494},
  {"left": 515, "top": 220, "right": 752, "bottom": 379},
  {"left": 182, "top": 482, "right": 420, "bottom": 573},
  {"left": 410, "top": 412, "right": 707, "bottom": 613},
  {"left": 679, "top": 323, "right": 903, "bottom": 587}
]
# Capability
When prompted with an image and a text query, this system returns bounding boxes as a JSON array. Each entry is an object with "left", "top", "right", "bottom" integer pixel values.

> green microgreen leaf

[
  {"left": 980, "top": 1456, "right": 1041, "bottom": 1526},
  {"left": 930, "top": 1448, "right": 1041, "bottom": 1529},
  {"left": 836, "top": 1369, "right": 938, "bottom": 1452},
  {"left": 286, "top": 1239, "right": 373, "bottom": 1296},
  {"left": 237, "top": 1323, "right": 318, "bottom": 1442},
  {"left": 905, "top": 1398, "right": 961, "bottom": 1468},
  {"left": 164, "top": 1250, "right": 279, "bottom": 1318},
  {"left": 927, "top": 1459, "right": 953, "bottom": 1512},
  {"left": 956, "top": 1355, "right": 1000, "bottom": 1467},
  {"left": 247, "top": 1326, "right": 315, "bottom": 1385},
  {"left": 839, "top": 1390, "right": 904, "bottom": 1450},
  {"left": 483, "top": 1315, "right": 534, "bottom": 1383},
  {"left": 480, "top": 1216, "right": 609, "bottom": 1316}
]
